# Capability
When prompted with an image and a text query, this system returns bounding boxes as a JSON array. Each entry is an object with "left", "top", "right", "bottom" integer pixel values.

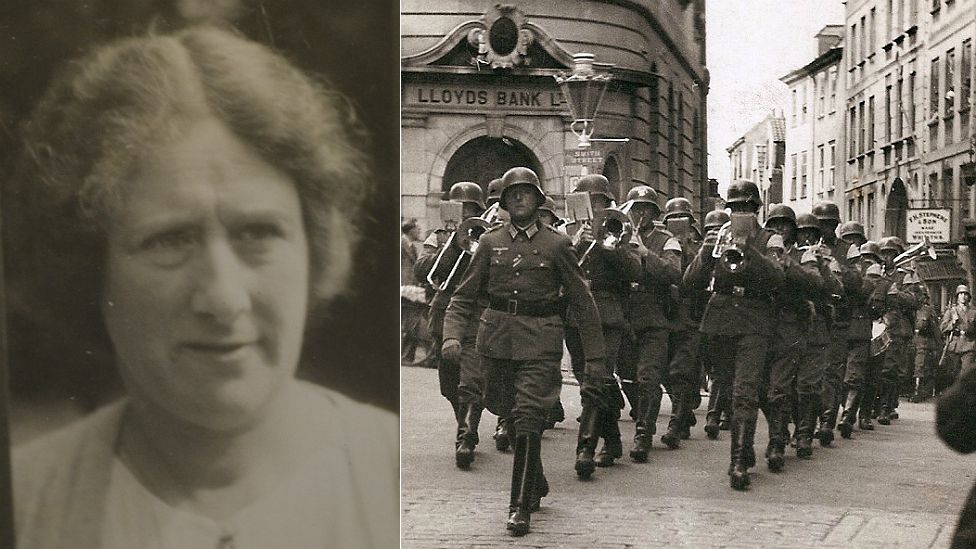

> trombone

[
  {"left": 892, "top": 236, "right": 937, "bottom": 269},
  {"left": 426, "top": 203, "right": 500, "bottom": 291},
  {"left": 577, "top": 200, "right": 636, "bottom": 266}
]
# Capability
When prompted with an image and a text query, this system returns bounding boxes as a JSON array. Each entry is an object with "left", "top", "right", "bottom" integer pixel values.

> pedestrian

[
  {"left": 401, "top": 220, "right": 427, "bottom": 365},
  {"left": 682, "top": 180, "right": 784, "bottom": 490},
  {"left": 442, "top": 166, "right": 606, "bottom": 536},
  {"left": 939, "top": 285, "right": 976, "bottom": 384},
  {"left": 8, "top": 26, "right": 398, "bottom": 548}
]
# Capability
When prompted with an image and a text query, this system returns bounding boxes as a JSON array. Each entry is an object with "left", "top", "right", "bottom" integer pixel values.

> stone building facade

[
  {"left": 401, "top": 1, "right": 709, "bottom": 233},
  {"left": 726, "top": 113, "right": 786, "bottom": 220}
]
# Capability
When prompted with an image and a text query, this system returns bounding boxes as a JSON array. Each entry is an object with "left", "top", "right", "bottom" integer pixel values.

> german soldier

[
  {"left": 940, "top": 284, "right": 976, "bottom": 383},
  {"left": 616, "top": 186, "right": 682, "bottom": 462},
  {"left": 537, "top": 196, "right": 567, "bottom": 428},
  {"left": 699, "top": 209, "right": 732, "bottom": 440},
  {"left": 912, "top": 285, "right": 940, "bottom": 402},
  {"left": 416, "top": 182, "right": 487, "bottom": 466},
  {"left": 443, "top": 167, "right": 605, "bottom": 536},
  {"left": 566, "top": 174, "right": 642, "bottom": 474},
  {"left": 872, "top": 236, "right": 918, "bottom": 425},
  {"left": 682, "top": 181, "right": 784, "bottom": 490},
  {"left": 838, "top": 240, "right": 882, "bottom": 437}
]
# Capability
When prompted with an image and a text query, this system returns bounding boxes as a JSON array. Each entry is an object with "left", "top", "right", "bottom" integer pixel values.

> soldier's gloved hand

[
  {"left": 578, "top": 224, "right": 594, "bottom": 243},
  {"left": 441, "top": 338, "right": 462, "bottom": 363}
]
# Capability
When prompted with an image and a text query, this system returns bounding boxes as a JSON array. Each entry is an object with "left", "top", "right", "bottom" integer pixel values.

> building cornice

[{"left": 780, "top": 46, "right": 843, "bottom": 84}]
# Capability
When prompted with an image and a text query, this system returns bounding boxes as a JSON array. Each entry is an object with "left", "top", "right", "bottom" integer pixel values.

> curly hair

[{"left": 6, "top": 25, "right": 371, "bottom": 361}]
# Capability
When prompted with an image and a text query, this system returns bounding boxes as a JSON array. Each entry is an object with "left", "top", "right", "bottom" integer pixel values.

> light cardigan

[{"left": 13, "top": 384, "right": 399, "bottom": 549}]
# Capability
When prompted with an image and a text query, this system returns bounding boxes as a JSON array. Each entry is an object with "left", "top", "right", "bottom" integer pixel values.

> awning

[{"left": 914, "top": 257, "right": 968, "bottom": 282}]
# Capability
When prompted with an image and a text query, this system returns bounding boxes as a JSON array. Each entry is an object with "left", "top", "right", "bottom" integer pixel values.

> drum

[{"left": 870, "top": 320, "right": 891, "bottom": 356}]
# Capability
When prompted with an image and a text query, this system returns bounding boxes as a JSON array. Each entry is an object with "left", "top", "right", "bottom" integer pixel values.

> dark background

[{"left": 0, "top": 1, "right": 400, "bottom": 412}]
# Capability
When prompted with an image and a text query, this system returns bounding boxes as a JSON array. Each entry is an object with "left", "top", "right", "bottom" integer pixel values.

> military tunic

[{"left": 444, "top": 220, "right": 605, "bottom": 435}]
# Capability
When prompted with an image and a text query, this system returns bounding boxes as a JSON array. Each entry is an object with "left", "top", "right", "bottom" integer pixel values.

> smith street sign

[{"left": 906, "top": 208, "right": 951, "bottom": 243}]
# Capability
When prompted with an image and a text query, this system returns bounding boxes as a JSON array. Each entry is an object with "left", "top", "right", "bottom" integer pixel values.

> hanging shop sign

[{"left": 906, "top": 208, "right": 951, "bottom": 243}]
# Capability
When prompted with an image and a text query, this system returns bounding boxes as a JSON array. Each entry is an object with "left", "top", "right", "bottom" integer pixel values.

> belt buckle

[
  {"left": 732, "top": 286, "right": 746, "bottom": 298},
  {"left": 507, "top": 299, "right": 518, "bottom": 315}
]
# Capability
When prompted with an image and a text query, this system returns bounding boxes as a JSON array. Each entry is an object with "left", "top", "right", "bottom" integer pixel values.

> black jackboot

[
  {"left": 575, "top": 405, "right": 601, "bottom": 479},
  {"left": 455, "top": 403, "right": 483, "bottom": 469},
  {"left": 621, "top": 380, "right": 640, "bottom": 421},
  {"left": 494, "top": 416, "right": 512, "bottom": 451},
  {"left": 661, "top": 391, "right": 684, "bottom": 449},
  {"left": 729, "top": 418, "right": 752, "bottom": 490},
  {"left": 858, "top": 382, "right": 876, "bottom": 430},
  {"left": 704, "top": 382, "right": 724, "bottom": 439},
  {"left": 506, "top": 433, "right": 540, "bottom": 537},
  {"left": 815, "top": 398, "right": 837, "bottom": 447},
  {"left": 595, "top": 407, "right": 623, "bottom": 467},
  {"left": 838, "top": 389, "right": 858, "bottom": 439},
  {"left": 545, "top": 399, "right": 566, "bottom": 430},
  {"left": 630, "top": 388, "right": 661, "bottom": 462},
  {"left": 796, "top": 395, "right": 817, "bottom": 459},
  {"left": 765, "top": 404, "right": 785, "bottom": 473},
  {"left": 877, "top": 381, "right": 892, "bottom": 425}
]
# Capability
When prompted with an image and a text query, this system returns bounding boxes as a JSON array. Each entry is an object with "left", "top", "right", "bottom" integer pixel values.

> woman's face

[{"left": 101, "top": 118, "right": 310, "bottom": 432}]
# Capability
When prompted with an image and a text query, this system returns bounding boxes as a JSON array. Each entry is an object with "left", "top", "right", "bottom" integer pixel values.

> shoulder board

[{"left": 485, "top": 224, "right": 506, "bottom": 234}]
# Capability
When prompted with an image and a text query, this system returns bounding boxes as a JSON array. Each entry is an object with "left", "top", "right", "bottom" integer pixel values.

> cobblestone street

[{"left": 402, "top": 366, "right": 972, "bottom": 548}]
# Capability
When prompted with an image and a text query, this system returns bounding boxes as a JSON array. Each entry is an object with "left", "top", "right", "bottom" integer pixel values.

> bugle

[
  {"left": 711, "top": 213, "right": 756, "bottom": 273},
  {"left": 577, "top": 201, "right": 635, "bottom": 266},
  {"left": 893, "top": 236, "right": 937, "bottom": 268}
]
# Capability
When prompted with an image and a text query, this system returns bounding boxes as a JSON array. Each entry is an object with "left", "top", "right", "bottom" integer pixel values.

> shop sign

[
  {"left": 403, "top": 83, "right": 566, "bottom": 113},
  {"left": 906, "top": 208, "right": 951, "bottom": 243}
]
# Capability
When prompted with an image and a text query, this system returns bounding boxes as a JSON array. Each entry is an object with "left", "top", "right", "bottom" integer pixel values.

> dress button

[
  {"left": 513, "top": 290, "right": 519, "bottom": 294},
  {"left": 515, "top": 272, "right": 520, "bottom": 277}
]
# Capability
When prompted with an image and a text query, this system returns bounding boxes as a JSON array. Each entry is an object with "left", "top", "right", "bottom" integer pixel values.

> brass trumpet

[
  {"left": 892, "top": 236, "right": 937, "bottom": 268},
  {"left": 426, "top": 203, "right": 500, "bottom": 290},
  {"left": 577, "top": 200, "right": 636, "bottom": 266}
]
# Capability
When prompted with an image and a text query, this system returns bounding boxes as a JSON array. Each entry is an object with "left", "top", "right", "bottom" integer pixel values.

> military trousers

[
  {"left": 762, "top": 320, "right": 805, "bottom": 409},
  {"left": 566, "top": 324, "right": 619, "bottom": 407},
  {"left": 619, "top": 327, "right": 669, "bottom": 397},
  {"left": 944, "top": 351, "right": 976, "bottom": 384},
  {"left": 881, "top": 336, "right": 910, "bottom": 386},
  {"left": 667, "top": 329, "right": 703, "bottom": 401},
  {"left": 484, "top": 357, "right": 562, "bottom": 436},
  {"left": 704, "top": 333, "right": 769, "bottom": 425},
  {"left": 429, "top": 305, "right": 459, "bottom": 409},
  {"left": 844, "top": 339, "right": 870, "bottom": 391},
  {"left": 821, "top": 336, "right": 849, "bottom": 416},
  {"left": 456, "top": 316, "right": 485, "bottom": 408}
]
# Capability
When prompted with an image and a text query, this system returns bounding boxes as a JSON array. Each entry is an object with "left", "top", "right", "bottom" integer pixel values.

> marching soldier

[
  {"left": 699, "top": 209, "right": 732, "bottom": 440},
  {"left": 415, "top": 182, "right": 487, "bottom": 465},
  {"left": 940, "top": 285, "right": 976, "bottom": 384},
  {"left": 566, "top": 174, "right": 642, "bottom": 474},
  {"left": 912, "top": 286, "right": 940, "bottom": 402},
  {"left": 682, "top": 180, "right": 784, "bottom": 490},
  {"left": 538, "top": 196, "right": 567, "bottom": 428},
  {"left": 660, "top": 197, "right": 705, "bottom": 447},
  {"left": 616, "top": 186, "right": 682, "bottom": 462},
  {"left": 812, "top": 201, "right": 859, "bottom": 446},
  {"left": 838, "top": 240, "right": 882, "bottom": 438},
  {"left": 761, "top": 205, "right": 824, "bottom": 472},
  {"left": 872, "top": 236, "right": 918, "bottom": 425},
  {"left": 443, "top": 167, "right": 606, "bottom": 536}
]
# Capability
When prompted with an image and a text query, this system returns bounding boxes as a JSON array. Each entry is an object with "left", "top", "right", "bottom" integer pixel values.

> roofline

[{"left": 779, "top": 46, "right": 843, "bottom": 84}]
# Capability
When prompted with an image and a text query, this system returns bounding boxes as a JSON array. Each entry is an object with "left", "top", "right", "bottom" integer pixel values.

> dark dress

[{"left": 936, "top": 363, "right": 976, "bottom": 548}]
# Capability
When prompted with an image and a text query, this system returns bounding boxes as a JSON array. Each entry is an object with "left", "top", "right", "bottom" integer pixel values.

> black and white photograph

[
  {"left": 1, "top": 1, "right": 399, "bottom": 548},
  {"left": 400, "top": 0, "right": 976, "bottom": 546}
]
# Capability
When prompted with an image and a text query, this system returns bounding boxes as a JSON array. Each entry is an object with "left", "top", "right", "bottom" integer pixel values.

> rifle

[{"left": 939, "top": 308, "right": 961, "bottom": 368}]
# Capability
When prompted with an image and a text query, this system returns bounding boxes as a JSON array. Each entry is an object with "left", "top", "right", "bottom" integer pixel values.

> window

[
  {"left": 867, "top": 192, "right": 876, "bottom": 232},
  {"left": 755, "top": 144, "right": 767, "bottom": 173},
  {"left": 791, "top": 153, "right": 798, "bottom": 198},
  {"left": 930, "top": 57, "right": 940, "bottom": 115},
  {"left": 861, "top": 15, "right": 867, "bottom": 59},
  {"left": 858, "top": 195, "right": 865, "bottom": 222},
  {"left": 850, "top": 24, "right": 858, "bottom": 69},
  {"left": 885, "top": 82, "right": 893, "bottom": 142},
  {"left": 868, "top": 96, "right": 876, "bottom": 150},
  {"left": 818, "top": 144, "right": 825, "bottom": 194},
  {"left": 801, "top": 82, "right": 808, "bottom": 120},
  {"left": 830, "top": 67, "right": 838, "bottom": 111},
  {"left": 818, "top": 72, "right": 826, "bottom": 115},
  {"left": 850, "top": 107, "right": 857, "bottom": 157},
  {"left": 887, "top": 0, "right": 894, "bottom": 41},
  {"left": 909, "top": 0, "right": 918, "bottom": 26},
  {"left": 828, "top": 141, "right": 836, "bottom": 191},
  {"left": 930, "top": 171, "right": 939, "bottom": 203},
  {"left": 870, "top": 8, "right": 877, "bottom": 53},
  {"left": 945, "top": 49, "right": 955, "bottom": 115},
  {"left": 801, "top": 151, "right": 808, "bottom": 198},
  {"left": 943, "top": 166, "right": 954, "bottom": 208},
  {"left": 791, "top": 89, "right": 798, "bottom": 126},
  {"left": 963, "top": 40, "right": 972, "bottom": 112},
  {"left": 859, "top": 101, "right": 866, "bottom": 154},
  {"left": 896, "top": 76, "right": 904, "bottom": 138},
  {"left": 908, "top": 71, "right": 916, "bottom": 134},
  {"left": 849, "top": 198, "right": 856, "bottom": 221}
]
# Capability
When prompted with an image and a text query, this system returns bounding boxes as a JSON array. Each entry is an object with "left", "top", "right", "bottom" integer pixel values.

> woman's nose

[{"left": 190, "top": 239, "right": 251, "bottom": 323}]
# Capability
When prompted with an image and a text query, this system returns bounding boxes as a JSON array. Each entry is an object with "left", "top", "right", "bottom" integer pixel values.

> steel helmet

[
  {"left": 703, "top": 210, "right": 731, "bottom": 231},
  {"left": 859, "top": 240, "right": 882, "bottom": 260},
  {"left": 574, "top": 174, "right": 615, "bottom": 202},
  {"left": 958, "top": 285, "right": 971, "bottom": 295},
  {"left": 812, "top": 201, "right": 841, "bottom": 221},
  {"left": 726, "top": 180, "right": 762, "bottom": 207},
  {"left": 839, "top": 221, "right": 866, "bottom": 241},
  {"left": 846, "top": 245, "right": 861, "bottom": 261},
  {"left": 795, "top": 213, "right": 822, "bottom": 232},
  {"left": 663, "top": 197, "right": 694, "bottom": 221},
  {"left": 447, "top": 181, "right": 486, "bottom": 210},
  {"left": 765, "top": 204, "right": 797, "bottom": 226},
  {"left": 539, "top": 196, "right": 558, "bottom": 217},
  {"left": 878, "top": 236, "right": 905, "bottom": 255},
  {"left": 486, "top": 178, "right": 505, "bottom": 206},
  {"left": 627, "top": 185, "right": 659, "bottom": 204},
  {"left": 499, "top": 167, "right": 545, "bottom": 210}
]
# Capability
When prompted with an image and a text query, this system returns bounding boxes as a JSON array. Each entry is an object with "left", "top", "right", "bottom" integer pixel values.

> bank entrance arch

[
  {"left": 442, "top": 136, "right": 543, "bottom": 196},
  {"left": 885, "top": 177, "right": 908, "bottom": 240}
]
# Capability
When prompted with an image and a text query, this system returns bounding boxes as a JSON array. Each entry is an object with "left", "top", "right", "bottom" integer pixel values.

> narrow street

[{"left": 402, "top": 366, "right": 972, "bottom": 548}]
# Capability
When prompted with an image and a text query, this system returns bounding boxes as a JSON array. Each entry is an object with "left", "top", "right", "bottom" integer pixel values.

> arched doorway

[
  {"left": 885, "top": 176, "right": 908, "bottom": 240},
  {"left": 602, "top": 156, "right": 622, "bottom": 201},
  {"left": 441, "top": 136, "right": 543, "bottom": 196}
]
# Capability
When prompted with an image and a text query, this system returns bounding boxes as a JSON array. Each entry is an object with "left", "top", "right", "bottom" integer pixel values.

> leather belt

[
  {"left": 714, "top": 285, "right": 771, "bottom": 301},
  {"left": 488, "top": 297, "right": 561, "bottom": 317}
]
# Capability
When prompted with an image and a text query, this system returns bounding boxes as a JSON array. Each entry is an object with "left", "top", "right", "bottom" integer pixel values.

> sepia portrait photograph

[
  {"left": 400, "top": 0, "right": 976, "bottom": 547},
  {"left": 1, "top": 1, "right": 399, "bottom": 547}
]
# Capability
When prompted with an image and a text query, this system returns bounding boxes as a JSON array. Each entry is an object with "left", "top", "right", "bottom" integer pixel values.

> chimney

[{"left": 815, "top": 25, "right": 844, "bottom": 56}]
